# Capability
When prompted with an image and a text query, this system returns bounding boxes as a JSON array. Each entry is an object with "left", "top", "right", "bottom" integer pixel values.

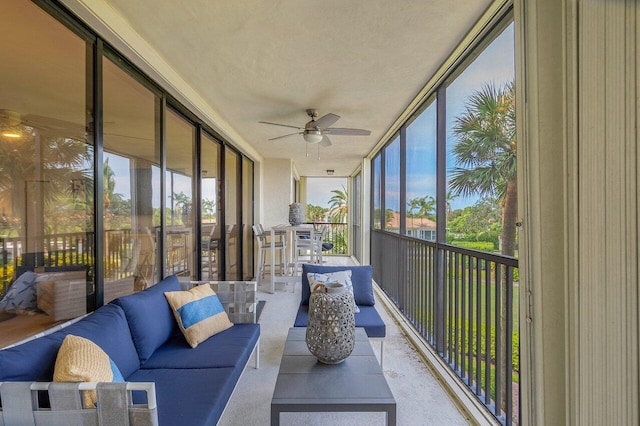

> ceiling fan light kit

[
  {"left": 303, "top": 130, "right": 323, "bottom": 144},
  {"left": 259, "top": 108, "right": 371, "bottom": 148}
]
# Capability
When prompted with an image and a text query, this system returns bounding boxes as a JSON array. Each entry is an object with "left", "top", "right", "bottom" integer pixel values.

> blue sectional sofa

[
  {"left": 294, "top": 264, "right": 386, "bottom": 339},
  {"left": 0, "top": 275, "right": 260, "bottom": 425}
]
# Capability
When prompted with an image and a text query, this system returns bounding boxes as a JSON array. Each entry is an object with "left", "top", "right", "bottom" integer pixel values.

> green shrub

[
  {"left": 451, "top": 241, "right": 496, "bottom": 252},
  {"left": 476, "top": 230, "right": 500, "bottom": 248},
  {"left": 446, "top": 320, "right": 520, "bottom": 373}
]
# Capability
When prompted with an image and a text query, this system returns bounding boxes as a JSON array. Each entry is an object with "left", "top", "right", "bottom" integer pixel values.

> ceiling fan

[
  {"left": 259, "top": 109, "right": 371, "bottom": 147},
  {"left": 0, "top": 109, "right": 87, "bottom": 140}
]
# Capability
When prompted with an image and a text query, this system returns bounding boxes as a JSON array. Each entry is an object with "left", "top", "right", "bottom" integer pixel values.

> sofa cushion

[
  {"left": 128, "top": 367, "right": 239, "bottom": 426},
  {"left": 0, "top": 303, "right": 139, "bottom": 381},
  {"left": 142, "top": 323, "right": 259, "bottom": 371},
  {"left": 53, "top": 334, "right": 124, "bottom": 407},
  {"left": 112, "top": 275, "right": 180, "bottom": 362},
  {"left": 302, "top": 264, "right": 375, "bottom": 306},
  {"left": 294, "top": 304, "right": 386, "bottom": 338},
  {"left": 164, "top": 284, "right": 233, "bottom": 348}
]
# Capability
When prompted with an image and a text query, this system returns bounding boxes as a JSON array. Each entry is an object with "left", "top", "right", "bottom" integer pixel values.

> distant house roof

[{"left": 387, "top": 211, "right": 436, "bottom": 230}]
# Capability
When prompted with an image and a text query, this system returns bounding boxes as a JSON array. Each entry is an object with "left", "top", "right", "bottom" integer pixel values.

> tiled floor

[{"left": 219, "top": 256, "right": 469, "bottom": 425}]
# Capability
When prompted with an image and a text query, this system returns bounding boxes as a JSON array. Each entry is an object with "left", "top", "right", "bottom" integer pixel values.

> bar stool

[
  {"left": 292, "top": 227, "right": 322, "bottom": 274},
  {"left": 252, "top": 224, "right": 288, "bottom": 279}
]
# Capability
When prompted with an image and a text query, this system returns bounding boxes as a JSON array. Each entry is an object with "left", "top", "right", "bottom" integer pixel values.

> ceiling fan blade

[
  {"left": 259, "top": 121, "right": 303, "bottom": 130},
  {"left": 268, "top": 132, "right": 302, "bottom": 141},
  {"left": 324, "top": 127, "right": 371, "bottom": 136},
  {"left": 320, "top": 135, "right": 332, "bottom": 147},
  {"left": 38, "top": 129, "right": 87, "bottom": 140},
  {"left": 313, "top": 113, "right": 340, "bottom": 129},
  {"left": 22, "top": 114, "right": 85, "bottom": 131}
]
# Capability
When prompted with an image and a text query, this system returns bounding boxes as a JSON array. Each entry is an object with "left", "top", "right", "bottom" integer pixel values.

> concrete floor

[{"left": 219, "top": 257, "right": 469, "bottom": 426}]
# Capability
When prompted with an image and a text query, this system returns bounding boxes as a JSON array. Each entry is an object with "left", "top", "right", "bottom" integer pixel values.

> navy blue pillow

[
  {"left": 112, "top": 275, "right": 180, "bottom": 363},
  {"left": 301, "top": 264, "right": 374, "bottom": 306}
]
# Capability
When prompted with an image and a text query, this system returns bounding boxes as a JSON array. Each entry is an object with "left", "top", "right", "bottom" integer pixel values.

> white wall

[{"left": 261, "top": 158, "right": 295, "bottom": 228}]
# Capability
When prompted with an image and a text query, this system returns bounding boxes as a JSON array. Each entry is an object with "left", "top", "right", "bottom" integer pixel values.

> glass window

[
  {"left": 384, "top": 136, "right": 400, "bottom": 233},
  {"left": 102, "top": 56, "right": 161, "bottom": 299},
  {"left": 352, "top": 172, "right": 361, "bottom": 261},
  {"left": 372, "top": 155, "right": 382, "bottom": 230},
  {"left": 0, "top": 0, "right": 93, "bottom": 346},
  {"left": 224, "top": 148, "right": 240, "bottom": 280},
  {"left": 446, "top": 23, "right": 516, "bottom": 256},
  {"left": 406, "top": 101, "right": 437, "bottom": 241},
  {"left": 200, "top": 133, "right": 221, "bottom": 281},
  {"left": 242, "top": 157, "right": 254, "bottom": 280},
  {"left": 165, "top": 109, "right": 195, "bottom": 282}
]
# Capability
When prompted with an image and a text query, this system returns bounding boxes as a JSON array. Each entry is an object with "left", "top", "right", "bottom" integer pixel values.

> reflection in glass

[
  {"left": 372, "top": 155, "right": 382, "bottom": 229},
  {"left": 200, "top": 134, "right": 220, "bottom": 280},
  {"left": 225, "top": 148, "right": 240, "bottom": 280},
  {"left": 165, "top": 109, "right": 195, "bottom": 281},
  {"left": 0, "top": 0, "right": 93, "bottom": 345},
  {"left": 242, "top": 157, "right": 254, "bottom": 280},
  {"left": 384, "top": 136, "right": 400, "bottom": 233},
  {"left": 406, "top": 101, "right": 437, "bottom": 241},
  {"left": 352, "top": 172, "right": 361, "bottom": 261},
  {"left": 103, "top": 57, "right": 160, "bottom": 299}
]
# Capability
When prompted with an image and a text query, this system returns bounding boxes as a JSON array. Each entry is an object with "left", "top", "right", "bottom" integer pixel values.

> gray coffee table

[{"left": 271, "top": 327, "right": 396, "bottom": 425}]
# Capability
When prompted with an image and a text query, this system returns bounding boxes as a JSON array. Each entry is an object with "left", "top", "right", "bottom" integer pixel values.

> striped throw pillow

[
  {"left": 53, "top": 334, "right": 124, "bottom": 408},
  {"left": 164, "top": 284, "right": 233, "bottom": 348}
]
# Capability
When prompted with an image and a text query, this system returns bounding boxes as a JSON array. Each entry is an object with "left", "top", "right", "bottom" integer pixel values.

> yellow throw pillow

[
  {"left": 53, "top": 334, "right": 124, "bottom": 408},
  {"left": 164, "top": 284, "right": 233, "bottom": 348}
]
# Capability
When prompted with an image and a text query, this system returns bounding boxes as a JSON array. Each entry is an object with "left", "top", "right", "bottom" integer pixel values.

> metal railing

[
  {"left": 0, "top": 229, "right": 139, "bottom": 299},
  {"left": 315, "top": 223, "right": 348, "bottom": 255},
  {"left": 371, "top": 230, "right": 519, "bottom": 425}
]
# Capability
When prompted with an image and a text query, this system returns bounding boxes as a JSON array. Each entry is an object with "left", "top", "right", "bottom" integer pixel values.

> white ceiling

[{"left": 74, "top": 0, "right": 493, "bottom": 177}]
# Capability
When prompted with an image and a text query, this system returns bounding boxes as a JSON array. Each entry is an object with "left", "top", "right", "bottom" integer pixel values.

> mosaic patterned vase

[
  {"left": 288, "top": 203, "right": 305, "bottom": 226},
  {"left": 306, "top": 283, "right": 356, "bottom": 364}
]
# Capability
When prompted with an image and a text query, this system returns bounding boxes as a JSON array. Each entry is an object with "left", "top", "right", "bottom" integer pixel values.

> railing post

[
  {"left": 434, "top": 85, "right": 447, "bottom": 354},
  {"left": 435, "top": 245, "right": 446, "bottom": 353}
]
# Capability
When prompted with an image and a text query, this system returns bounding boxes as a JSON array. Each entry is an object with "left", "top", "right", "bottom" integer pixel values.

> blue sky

[
  {"left": 385, "top": 23, "right": 514, "bottom": 213},
  {"left": 105, "top": 152, "right": 189, "bottom": 210},
  {"left": 307, "top": 177, "right": 347, "bottom": 208},
  {"left": 107, "top": 152, "right": 344, "bottom": 213}
]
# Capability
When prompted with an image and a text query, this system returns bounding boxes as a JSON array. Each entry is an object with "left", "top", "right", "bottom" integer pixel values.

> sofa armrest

[{"left": 0, "top": 381, "right": 158, "bottom": 424}]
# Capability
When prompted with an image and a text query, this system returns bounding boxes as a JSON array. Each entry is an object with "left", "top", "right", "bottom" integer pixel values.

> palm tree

[
  {"left": 407, "top": 195, "right": 435, "bottom": 226},
  {"left": 449, "top": 81, "right": 516, "bottom": 257},
  {"left": 328, "top": 185, "right": 348, "bottom": 224},
  {"left": 445, "top": 190, "right": 457, "bottom": 222},
  {"left": 0, "top": 134, "right": 91, "bottom": 235},
  {"left": 407, "top": 197, "right": 419, "bottom": 218},
  {"left": 449, "top": 81, "right": 516, "bottom": 411},
  {"left": 417, "top": 195, "right": 436, "bottom": 222}
]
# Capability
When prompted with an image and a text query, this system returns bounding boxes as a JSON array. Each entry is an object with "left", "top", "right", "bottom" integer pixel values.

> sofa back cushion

[
  {"left": 112, "top": 275, "right": 180, "bottom": 363},
  {"left": 301, "top": 264, "right": 375, "bottom": 306},
  {"left": 0, "top": 303, "right": 140, "bottom": 381}
]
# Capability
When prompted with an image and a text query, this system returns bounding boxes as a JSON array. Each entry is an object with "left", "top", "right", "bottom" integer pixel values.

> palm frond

[{"left": 448, "top": 81, "right": 516, "bottom": 201}]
